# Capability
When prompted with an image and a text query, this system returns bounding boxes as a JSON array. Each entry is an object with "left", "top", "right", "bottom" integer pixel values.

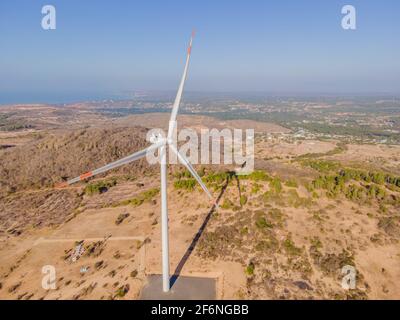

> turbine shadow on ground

[{"left": 170, "top": 172, "right": 235, "bottom": 288}]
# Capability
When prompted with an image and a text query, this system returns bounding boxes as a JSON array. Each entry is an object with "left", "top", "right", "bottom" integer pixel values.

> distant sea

[
  {"left": 1, "top": 91, "right": 399, "bottom": 106},
  {"left": 0, "top": 92, "right": 123, "bottom": 106}
]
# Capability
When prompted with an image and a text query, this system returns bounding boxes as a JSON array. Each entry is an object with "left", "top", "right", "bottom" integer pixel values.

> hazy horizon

[
  {"left": 1, "top": 0, "right": 399, "bottom": 104},
  {"left": 2, "top": 89, "right": 400, "bottom": 106}
]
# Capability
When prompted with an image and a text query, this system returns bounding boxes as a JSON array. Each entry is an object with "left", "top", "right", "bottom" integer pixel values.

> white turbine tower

[{"left": 57, "top": 32, "right": 217, "bottom": 292}]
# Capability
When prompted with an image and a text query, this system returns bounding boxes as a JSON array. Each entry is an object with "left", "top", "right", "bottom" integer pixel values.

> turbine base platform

[{"left": 140, "top": 274, "right": 216, "bottom": 300}]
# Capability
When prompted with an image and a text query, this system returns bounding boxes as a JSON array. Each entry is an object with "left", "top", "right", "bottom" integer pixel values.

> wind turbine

[{"left": 57, "top": 32, "right": 217, "bottom": 292}]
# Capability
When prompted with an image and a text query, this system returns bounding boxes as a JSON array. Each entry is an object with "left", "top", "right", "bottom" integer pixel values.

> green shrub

[
  {"left": 113, "top": 188, "right": 159, "bottom": 207},
  {"left": 269, "top": 177, "right": 282, "bottom": 193},
  {"left": 255, "top": 216, "right": 272, "bottom": 229},
  {"left": 240, "top": 195, "right": 248, "bottom": 206},
  {"left": 247, "top": 170, "right": 270, "bottom": 181},
  {"left": 263, "top": 190, "right": 284, "bottom": 205},
  {"left": 282, "top": 237, "right": 302, "bottom": 256},
  {"left": 251, "top": 183, "right": 261, "bottom": 194},
  {"left": 84, "top": 178, "right": 117, "bottom": 195},
  {"left": 174, "top": 170, "right": 192, "bottom": 179},
  {"left": 285, "top": 179, "right": 298, "bottom": 188},
  {"left": 301, "top": 160, "right": 339, "bottom": 173},
  {"left": 115, "top": 284, "right": 130, "bottom": 298},
  {"left": 174, "top": 179, "right": 196, "bottom": 191},
  {"left": 205, "top": 172, "right": 230, "bottom": 184},
  {"left": 221, "top": 198, "right": 234, "bottom": 210},
  {"left": 245, "top": 262, "right": 255, "bottom": 276}
]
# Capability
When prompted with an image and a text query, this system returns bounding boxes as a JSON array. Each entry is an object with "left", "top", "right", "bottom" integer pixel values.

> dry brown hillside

[
  {"left": 0, "top": 127, "right": 153, "bottom": 194},
  {"left": 0, "top": 127, "right": 158, "bottom": 236}
]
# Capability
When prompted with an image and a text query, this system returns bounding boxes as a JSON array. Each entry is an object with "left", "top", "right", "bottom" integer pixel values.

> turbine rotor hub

[{"left": 149, "top": 133, "right": 166, "bottom": 144}]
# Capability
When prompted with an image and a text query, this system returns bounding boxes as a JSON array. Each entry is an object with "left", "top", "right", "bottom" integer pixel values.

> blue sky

[{"left": 0, "top": 0, "right": 399, "bottom": 103}]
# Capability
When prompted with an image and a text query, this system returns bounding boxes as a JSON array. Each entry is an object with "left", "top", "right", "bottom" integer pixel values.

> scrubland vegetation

[
  {"left": 112, "top": 188, "right": 159, "bottom": 207},
  {"left": 84, "top": 178, "right": 117, "bottom": 195},
  {"left": 184, "top": 161, "right": 400, "bottom": 299}
]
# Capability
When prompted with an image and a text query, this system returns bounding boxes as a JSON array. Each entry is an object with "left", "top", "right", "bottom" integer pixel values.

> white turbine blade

[
  {"left": 56, "top": 141, "right": 163, "bottom": 187},
  {"left": 167, "top": 31, "right": 195, "bottom": 139},
  {"left": 169, "top": 144, "right": 218, "bottom": 208}
]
